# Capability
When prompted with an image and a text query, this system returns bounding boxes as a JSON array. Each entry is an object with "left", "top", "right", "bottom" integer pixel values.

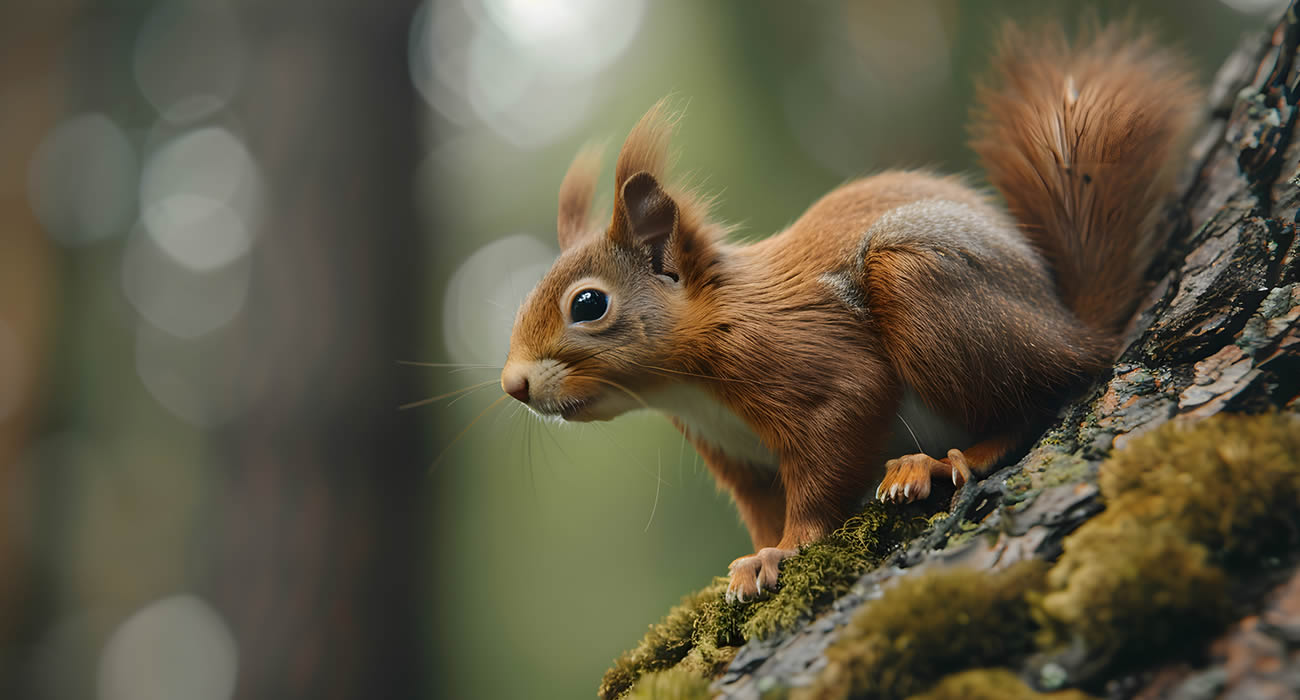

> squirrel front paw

[
  {"left": 877, "top": 449, "right": 973, "bottom": 504},
  {"left": 726, "top": 547, "right": 795, "bottom": 603}
]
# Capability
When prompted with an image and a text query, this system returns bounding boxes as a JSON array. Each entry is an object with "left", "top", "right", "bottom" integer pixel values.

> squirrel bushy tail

[{"left": 971, "top": 23, "right": 1201, "bottom": 334}]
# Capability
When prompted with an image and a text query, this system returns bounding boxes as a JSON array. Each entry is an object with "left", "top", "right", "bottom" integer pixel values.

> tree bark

[{"left": 712, "top": 5, "right": 1300, "bottom": 698}]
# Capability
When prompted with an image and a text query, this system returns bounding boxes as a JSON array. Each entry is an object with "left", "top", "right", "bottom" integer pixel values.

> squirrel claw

[
  {"left": 726, "top": 547, "right": 795, "bottom": 603},
  {"left": 878, "top": 453, "right": 939, "bottom": 503},
  {"left": 947, "top": 448, "right": 974, "bottom": 487}
]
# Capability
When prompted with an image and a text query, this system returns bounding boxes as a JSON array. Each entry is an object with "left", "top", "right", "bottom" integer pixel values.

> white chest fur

[{"left": 646, "top": 384, "right": 779, "bottom": 470}]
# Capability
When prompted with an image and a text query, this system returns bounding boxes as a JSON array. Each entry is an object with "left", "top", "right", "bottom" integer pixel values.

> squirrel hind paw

[{"left": 726, "top": 547, "right": 795, "bottom": 603}]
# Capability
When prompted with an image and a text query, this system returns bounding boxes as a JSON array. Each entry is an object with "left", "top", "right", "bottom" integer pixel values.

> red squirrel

[{"left": 499, "top": 24, "right": 1200, "bottom": 601}]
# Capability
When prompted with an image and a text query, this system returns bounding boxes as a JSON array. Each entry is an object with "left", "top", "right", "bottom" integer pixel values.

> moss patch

[
  {"left": 599, "top": 502, "right": 930, "bottom": 699},
  {"left": 805, "top": 560, "right": 1049, "bottom": 700},
  {"left": 1034, "top": 519, "right": 1228, "bottom": 659},
  {"left": 1003, "top": 449, "right": 1093, "bottom": 505},
  {"left": 942, "top": 519, "right": 983, "bottom": 549},
  {"left": 741, "top": 505, "right": 928, "bottom": 640},
  {"left": 908, "top": 669, "right": 1096, "bottom": 700},
  {"left": 623, "top": 666, "right": 713, "bottom": 700},
  {"left": 599, "top": 581, "right": 729, "bottom": 700},
  {"left": 1095, "top": 412, "right": 1300, "bottom": 560},
  {"left": 1036, "top": 412, "right": 1300, "bottom": 661}
]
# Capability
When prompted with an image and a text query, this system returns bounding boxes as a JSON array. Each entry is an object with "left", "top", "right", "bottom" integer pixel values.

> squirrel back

[{"left": 970, "top": 23, "right": 1201, "bottom": 334}]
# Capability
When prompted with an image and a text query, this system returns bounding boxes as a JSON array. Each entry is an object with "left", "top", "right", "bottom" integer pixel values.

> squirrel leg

[
  {"left": 687, "top": 436, "right": 791, "bottom": 602},
  {"left": 685, "top": 433, "right": 786, "bottom": 549},
  {"left": 728, "top": 450, "right": 875, "bottom": 602},
  {"left": 720, "top": 477, "right": 788, "bottom": 603},
  {"left": 877, "top": 433, "right": 1022, "bottom": 504},
  {"left": 731, "top": 481, "right": 785, "bottom": 550}
]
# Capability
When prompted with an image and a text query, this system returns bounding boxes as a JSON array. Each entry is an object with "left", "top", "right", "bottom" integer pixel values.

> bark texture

[{"left": 712, "top": 6, "right": 1300, "bottom": 698}]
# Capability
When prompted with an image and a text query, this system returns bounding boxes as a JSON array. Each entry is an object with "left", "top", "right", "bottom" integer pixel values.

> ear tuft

[
  {"left": 557, "top": 145, "right": 604, "bottom": 251},
  {"left": 614, "top": 99, "right": 676, "bottom": 188}
]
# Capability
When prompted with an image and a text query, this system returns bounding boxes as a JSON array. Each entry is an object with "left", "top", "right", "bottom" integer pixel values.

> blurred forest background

[{"left": 0, "top": 0, "right": 1278, "bottom": 698}]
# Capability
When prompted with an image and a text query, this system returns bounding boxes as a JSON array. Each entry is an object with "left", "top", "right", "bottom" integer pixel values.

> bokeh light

[
  {"left": 122, "top": 223, "right": 251, "bottom": 339},
  {"left": 1219, "top": 0, "right": 1289, "bottom": 13},
  {"left": 481, "top": 0, "right": 645, "bottom": 77},
  {"left": 97, "top": 595, "right": 238, "bottom": 700},
  {"left": 134, "top": 320, "right": 251, "bottom": 427},
  {"left": 409, "top": 0, "right": 644, "bottom": 148},
  {"left": 442, "top": 234, "right": 555, "bottom": 366},
  {"left": 27, "top": 113, "right": 138, "bottom": 246},
  {"left": 142, "top": 196, "right": 253, "bottom": 272},
  {"left": 139, "top": 126, "right": 262, "bottom": 272},
  {"left": 134, "top": 1, "right": 244, "bottom": 123}
]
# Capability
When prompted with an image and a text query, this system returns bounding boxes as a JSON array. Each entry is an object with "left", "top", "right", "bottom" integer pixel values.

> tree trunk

[
  {"left": 208, "top": 3, "right": 427, "bottom": 699},
  {"left": 712, "top": 5, "right": 1300, "bottom": 698}
]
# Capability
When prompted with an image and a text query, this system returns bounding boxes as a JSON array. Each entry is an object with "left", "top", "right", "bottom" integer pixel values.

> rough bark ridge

[{"left": 711, "top": 6, "right": 1300, "bottom": 699}]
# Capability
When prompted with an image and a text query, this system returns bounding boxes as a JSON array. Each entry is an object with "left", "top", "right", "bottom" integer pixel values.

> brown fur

[
  {"left": 501, "top": 24, "right": 1201, "bottom": 598},
  {"left": 970, "top": 22, "right": 1201, "bottom": 332},
  {"left": 678, "top": 426, "right": 786, "bottom": 549}
]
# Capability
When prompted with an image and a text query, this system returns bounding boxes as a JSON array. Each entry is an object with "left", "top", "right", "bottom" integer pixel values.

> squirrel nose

[{"left": 502, "top": 371, "right": 530, "bottom": 404}]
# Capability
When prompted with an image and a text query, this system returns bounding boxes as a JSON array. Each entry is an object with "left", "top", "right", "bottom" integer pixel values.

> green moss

[
  {"left": 907, "top": 669, "right": 1097, "bottom": 700},
  {"left": 1003, "top": 449, "right": 1093, "bottom": 505},
  {"left": 623, "top": 666, "right": 712, "bottom": 700},
  {"left": 1036, "top": 413, "right": 1300, "bottom": 659},
  {"left": 1034, "top": 521, "right": 1228, "bottom": 658},
  {"left": 674, "top": 644, "right": 738, "bottom": 680},
  {"left": 599, "top": 581, "right": 729, "bottom": 700},
  {"left": 805, "top": 560, "right": 1049, "bottom": 700},
  {"left": 600, "top": 502, "right": 930, "bottom": 699},
  {"left": 684, "top": 596, "right": 746, "bottom": 674},
  {"left": 741, "top": 504, "right": 929, "bottom": 640},
  {"left": 1095, "top": 412, "right": 1300, "bottom": 560},
  {"left": 943, "top": 520, "right": 983, "bottom": 549}
]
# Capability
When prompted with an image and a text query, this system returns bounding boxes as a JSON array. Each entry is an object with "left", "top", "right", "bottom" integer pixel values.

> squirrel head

[{"left": 501, "top": 102, "right": 722, "bottom": 421}]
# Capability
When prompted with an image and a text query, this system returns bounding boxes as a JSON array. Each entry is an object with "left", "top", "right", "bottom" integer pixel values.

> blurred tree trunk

[
  {"left": 0, "top": 3, "right": 70, "bottom": 693},
  {"left": 213, "top": 3, "right": 427, "bottom": 698}
]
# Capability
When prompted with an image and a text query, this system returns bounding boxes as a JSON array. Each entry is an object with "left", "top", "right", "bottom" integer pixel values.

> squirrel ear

[
  {"left": 614, "top": 171, "right": 679, "bottom": 277},
  {"left": 557, "top": 146, "right": 602, "bottom": 251}
]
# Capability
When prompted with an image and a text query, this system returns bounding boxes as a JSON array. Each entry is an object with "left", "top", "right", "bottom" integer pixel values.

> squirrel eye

[{"left": 569, "top": 289, "right": 609, "bottom": 323}]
